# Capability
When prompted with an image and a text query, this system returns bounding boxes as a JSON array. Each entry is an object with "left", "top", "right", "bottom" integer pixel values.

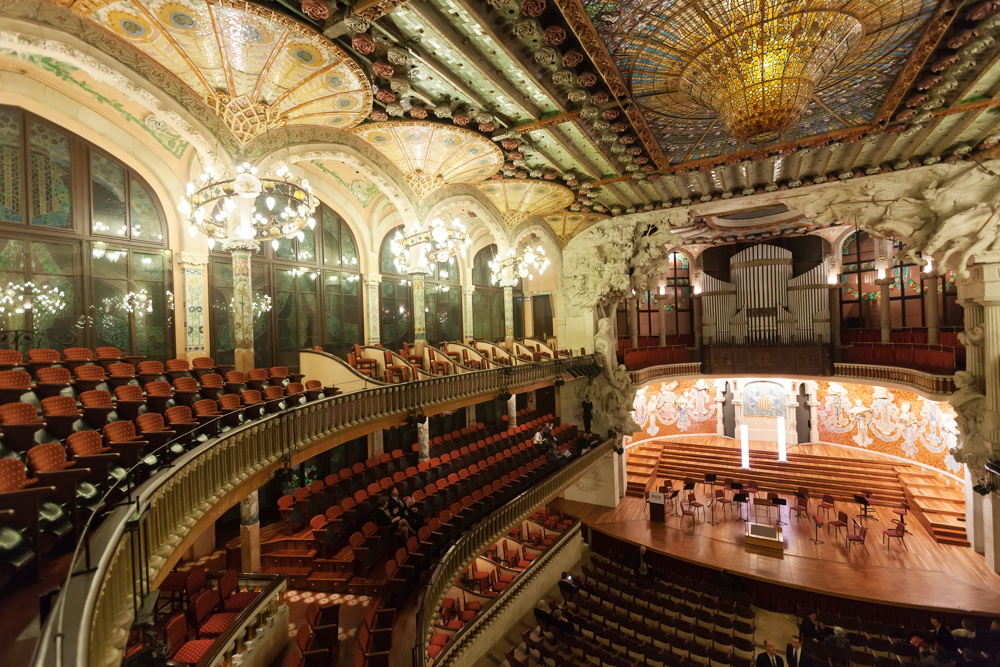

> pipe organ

[{"left": 700, "top": 244, "right": 830, "bottom": 345}]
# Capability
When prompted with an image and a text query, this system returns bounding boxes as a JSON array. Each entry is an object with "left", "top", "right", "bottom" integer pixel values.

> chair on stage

[
  {"left": 745, "top": 480, "right": 758, "bottom": 499},
  {"left": 714, "top": 489, "right": 732, "bottom": 518},
  {"left": 791, "top": 487, "right": 809, "bottom": 519},
  {"left": 846, "top": 523, "right": 868, "bottom": 553},
  {"left": 685, "top": 492, "right": 704, "bottom": 520},
  {"left": 828, "top": 511, "right": 849, "bottom": 538},
  {"left": 882, "top": 524, "right": 906, "bottom": 550},
  {"left": 818, "top": 494, "right": 835, "bottom": 519},
  {"left": 680, "top": 502, "right": 697, "bottom": 526}
]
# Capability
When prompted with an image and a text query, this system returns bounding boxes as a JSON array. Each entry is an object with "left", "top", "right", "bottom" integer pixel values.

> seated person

[
  {"left": 917, "top": 646, "right": 956, "bottom": 667},
  {"left": 930, "top": 616, "right": 958, "bottom": 651},
  {"left": 374, "top": 496, "right": 412, "bottom": 539},
  {"left": 533, "top": 599, "right": 555, "bottom": 626},
  {"left": 388, "top": 485, "right": 422, "bottom": 530},
  {"left": 550, "top": 608, "right": 576, "bottom": 635},
  {"left": 800, "top": 611, "right": 821, "bottom": 643},
  {"left": 558, "top": 571, "right": 578, "bottom": 598},
  {"left": 951, "top": 618, "right": 976, "bottom": 639},
  {"left": 823, "top": 627, "right": 849, "bottom": 649}
]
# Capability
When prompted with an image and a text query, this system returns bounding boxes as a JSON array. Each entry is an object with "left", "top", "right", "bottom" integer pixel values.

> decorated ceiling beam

[
  {"left": 553, "top": 0, "right": 672, "bottom": 173},
  {"left": 872, "top": 0, "right": 964, "bottom": 128},
  {"left": 352, "top": 0, "right": 413, "bottom": 22},
  {"left": 516, "top": 109, "right": 581, "bottom": 132}
]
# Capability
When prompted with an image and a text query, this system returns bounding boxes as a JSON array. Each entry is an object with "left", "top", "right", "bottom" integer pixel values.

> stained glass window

[
  {"left": 0, "top": 110, "right": 22, "bottom": 223},
  {"left": 379, "top": 226, "right": 412, "bottom": 350},
  {"left": 28, "top": 120, "right": 72, "bottom": 229}
]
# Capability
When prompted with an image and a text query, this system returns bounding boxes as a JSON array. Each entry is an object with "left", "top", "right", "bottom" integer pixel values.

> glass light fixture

[
  {"left": 123, "top": 289, "right": 153, "bottom": 314},
  {"left": 177, "top": 162, "right": 317, "bottom": 251},
  {"left": 390, "top": 216, "right": 471, "bottom": 275},
  {"left": 489, "top": 240, "right": 550, "bottom": 287}
]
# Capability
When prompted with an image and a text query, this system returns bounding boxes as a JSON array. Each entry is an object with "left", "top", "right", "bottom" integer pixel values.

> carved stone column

[
  {"left": 808, "top": 399, "right": 819, "bottom": 443},
  {"left": 363, "top": 273, "right": 382, "bottom": 346},
  {"left": 503, "top": 286, "right": 514, "bottom": 344},
  {"left": 239, "top": 490, "right": 261, "bottom": 573},
  {"left": 412, "top": 275, "right": 426, "bottom": 343},
  {"left": 507, "top": 394, "right": 518, "bottom": 427},
  {"left": 178, "top": 252, "right": 209, "bottom": 361},
  {"left": 417, "top": 419, "right": 429, "bottom": 462},
  {"left": 963, "top": 302, "right": 985, "bottom": 390},
  {"left": 224, "top": 240, "right": 258, "bottom": 373},
  {"left": 925, "top": 273, "right": 940, "bottom": 346},
  {"left": 463, "top": 286, "right": 475, "bottom": 343},
  {"left": 876, "top": 277, "right": 893, "bottom": 344},
  {"left": 629, "top": 297, "right": 639, "bottom": 348}
]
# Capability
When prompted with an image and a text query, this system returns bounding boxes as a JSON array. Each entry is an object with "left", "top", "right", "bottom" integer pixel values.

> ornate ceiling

[
  {"left": 477, "top": 179, "right": 575, "bottom": 228},
  {"left": 6, "top": 0, "right": 1000, "bottom": 246}
]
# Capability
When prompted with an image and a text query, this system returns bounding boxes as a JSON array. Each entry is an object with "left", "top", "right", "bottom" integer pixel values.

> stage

[{"left": 553, "top": 438, "right": 1000, "bottom": 617}]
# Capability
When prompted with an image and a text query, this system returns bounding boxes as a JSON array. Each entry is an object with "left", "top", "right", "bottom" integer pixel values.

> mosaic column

[
  {"left": 463, "top": 287, "right": 475, "bottom": 343},
  {"left": 369, "top": 430, "right": 384, "bottom": 458},
  {"left": 925, "top": 273, "right": 940, "bottom": 346},
  {"left": 417, "top": 419, "right": 429, "bottom": 462},
  {"left": 239, "top": 490, "right": 261, "bottom": 573},
  {"left": 503, "top": 286, "right": 514, "bottom": 344},
  {"left": 363, "top": 273, "right": 382, "bottom": 346},
  {"left": 177, "top": 252, "right": 209, "bottom": 361},
  {"left": 507, "top": 394, "right": 518, "bottom": 427},
  {"left": 412, "top": 275, "right": 426, "bottom": 343},
  {"left": 876, "top": 277, "right": 893, "bottom": 344},
  {"left": 224, "top": 240, "right": 258, "bottom": 373}
]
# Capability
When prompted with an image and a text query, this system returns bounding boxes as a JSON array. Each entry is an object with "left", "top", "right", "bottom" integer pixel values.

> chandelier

[
  {"left": 230, "top": 293, "right": 273, "bottom": 316},
  {"left": 123, "top": 289, "right": 153, "bottom": 314},
  {"left": 619, "top": 0, "right": 924, "bottom": 144},
  {"left": 177, "top": 162, "right": 318, "bottom": 251},
  {"left": 489, "top": 241, "right": 549, "bottom": 287},
  {"left": 391, "top": 216, "right": 471, "bottom": 275},
  {"left": 0, "top": 282, "right": 68, "bottom": 316}
]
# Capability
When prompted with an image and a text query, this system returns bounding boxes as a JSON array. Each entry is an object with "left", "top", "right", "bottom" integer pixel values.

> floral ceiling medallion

[
  {"left": 352, "top": 121, "right": 504, "bottom": 200},
  {"left": 542, "top": 210, "right": 609, "bottom": 245},
  {"left": 78, "top": 0, "right": 372, "bottom": 142},
  {"left": 476, "top": 179, "right": 575, "bottom": 228}
]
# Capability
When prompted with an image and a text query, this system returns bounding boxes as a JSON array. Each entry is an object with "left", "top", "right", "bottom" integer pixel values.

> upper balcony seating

[
  {"left": 0, "top": 350, "right": 23, "bottom": 371},
  {"left": 71, "top": 364, "right": 106, "bottom": 394},
  {"left": 136, "top": 360, "right": 164, "bottom": 385},
  {"left": 0, "top": 458, "right": 72, "bottom": 557},
  {"left": 0, "top": 402, "right": 46, "bottom": 453},
  {"left": 40, "top": 396, "right": 82, "bottom": 440},
  {"left": 94, "top": 346, "right": 122, "bottom": 371},
  {"left": 112, "top": 385, "right": 145, "bottom": 422},
  {"left": 60, "top": 347, "right": 95, "bottom": 373}
]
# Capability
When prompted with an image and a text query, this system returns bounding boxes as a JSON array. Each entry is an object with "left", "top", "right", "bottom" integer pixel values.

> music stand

[
  {"left": 667, "top": 489, "right": 681, "bottom": 517},
  {"left": 704, "top": 473, "right": 717, "bottom": 497},
  {"left": 811, "top": 514, "right": 825, "bottom": 544},
  {"left": 854, "top": 493, "right": 874, "bottom": 521},
  {"left": 771, "top": 497, "right": 787, "bottom": 525},
  {"left": 733, "top": 493, "right": 748, "bottom": 522},
  {"left": 706, "top": 498, "right": 719, "bottom": 526}
]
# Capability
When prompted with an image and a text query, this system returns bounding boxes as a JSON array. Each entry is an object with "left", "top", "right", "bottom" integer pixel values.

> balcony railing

[
  {"left": 31, "top": 354, "right": 599, "bottom": 667},
  {"left": 416, "top": 437, "right": 614, "bottom": 666},
  {"left": 627, "top": 361, "right": 955, "bottom": 396}
]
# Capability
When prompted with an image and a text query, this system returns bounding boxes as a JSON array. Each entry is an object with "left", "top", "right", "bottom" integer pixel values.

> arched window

[
  {"left": 423, "top": 256, "right": 462, "bottom": 345},
  {"left": 209, "top": 202, "right": 362, "bottom": 368},
  {"left": 379, "top": 227, "right": 412, "bottom": 351},
  {"left": 472, "top": 244, "right": 505, "bottom": 342},
  {"left": 839, "top": 231, "right": 880, "bottom": 329},
  {"left": 0, "top": 106, "right": 173, "bottom": 358},
  {"left": 658, "top": 251, "right": 692, "bottom": 340}
]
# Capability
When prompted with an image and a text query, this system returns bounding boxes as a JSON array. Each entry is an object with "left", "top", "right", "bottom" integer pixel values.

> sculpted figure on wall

[
  {"left": 594, "top": 317, "right": 617, "bottom": 370},
  {"left": 949, "top": 371, "right": 997, "bottom": 472},
  {"left": 785, "top": 159, "right": 1000, "bottom": 277}
]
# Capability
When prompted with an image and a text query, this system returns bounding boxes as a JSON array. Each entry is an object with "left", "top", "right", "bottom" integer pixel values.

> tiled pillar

[
  {"left": 363, "top": 273, "right": 382, "bottom": 346},
  {"left": 224, "top": 240, "right": 258, "bottom": 372},
  {"left": 412, "top": 275, "right": 426, "bottom": 343},
  {"left": 239, "top": 490, "right": 261, "bottom": 573},
  {"left": 417, "top": 420, "right": 429, "bottom": 462},
  {"left": 504, "top": 286, "right": 514, "bottom": 344},
  {"left": 178, "top": 252, "right": 209, "bottom": 361},
  {"left": 876, "top": 277, "right": 893, "bottom": 344},
  {"left": 463, "top": 287, "right": 475, "bottom": 343},
  {"left": 370, "top": 430, "right": 384, "bottom": 457},
  {"left": 507, "top": 394, "right": 517, "bottom": 427}
]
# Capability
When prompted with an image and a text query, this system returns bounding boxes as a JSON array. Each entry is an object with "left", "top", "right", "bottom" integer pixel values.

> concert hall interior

[{"left": 3, "top": 0, "right": 1000, "bottom": 666}]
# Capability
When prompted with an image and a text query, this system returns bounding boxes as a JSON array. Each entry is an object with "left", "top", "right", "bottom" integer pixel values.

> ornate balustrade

[
  {"left": 32, "top": 354, "right": 599, "bottom": 667},
  {"left": 629, "top": 361, "right": 955, "bottom": 396},
  {"left": 416, "top": 438, "right": 614, "bottom": 666}
]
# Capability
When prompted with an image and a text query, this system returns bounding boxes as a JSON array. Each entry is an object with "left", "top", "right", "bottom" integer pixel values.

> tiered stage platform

[{"left": 557, "top": 435, "right": 1000, "bottom": 617}]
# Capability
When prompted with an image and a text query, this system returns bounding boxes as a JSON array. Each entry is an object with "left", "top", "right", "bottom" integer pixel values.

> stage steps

[
  {"left": 626, "top": 442, "right": 660, "bottom": 497},
  {"left": 646, "top": 439, "right": 908, "bottom": 506},
  {"left": 898, "top": 467, "right": 969, "bottom": 547}
]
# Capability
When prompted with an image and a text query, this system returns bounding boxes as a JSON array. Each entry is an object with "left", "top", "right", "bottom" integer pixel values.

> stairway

[
  {"left": 898, "top": 467, "right": 969, "bottom": 546},
  {"left": 625, "top": 442, "right": 660, "bottom": 497},
  {"left": 641, "top": 439, "right": 908, "bottom": 506}
]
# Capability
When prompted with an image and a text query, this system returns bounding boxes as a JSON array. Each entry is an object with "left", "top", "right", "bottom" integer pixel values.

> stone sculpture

[{"left": 949, "top": 371, "right": 997, "bottom": 472}]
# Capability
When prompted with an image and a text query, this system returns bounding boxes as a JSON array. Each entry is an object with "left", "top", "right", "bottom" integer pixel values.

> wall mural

[
  {"left": 816, "top": 381, "right": 960, "bottom": 474},
  {"left": 742, "top": 381, "right": 787, "bottom": 417},
  {"left": 631, "top": 378, "right": 718, "bottom": 438}
]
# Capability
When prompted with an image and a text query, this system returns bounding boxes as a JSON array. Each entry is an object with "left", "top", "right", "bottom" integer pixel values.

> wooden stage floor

[{"left": 552, "top": 441, "right": 1000, "bottom": 616}]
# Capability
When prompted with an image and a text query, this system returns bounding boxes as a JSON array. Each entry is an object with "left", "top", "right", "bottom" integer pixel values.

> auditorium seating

[
  {"left": 844, "top": 342, "right": 963, "bottom": 374},
  {"left": 623, "top": 346, "right": 692, "bottom": 370}
]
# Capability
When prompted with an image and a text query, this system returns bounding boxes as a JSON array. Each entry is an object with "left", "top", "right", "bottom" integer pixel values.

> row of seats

[
  {"left": 0, "top": 350, "right": 335, "bottom": 590},
  {"left": 428, "top": 506, "right": 574, "bottom": 659},
  {"left": 841, "top": 329, "right": 962, "bottom": 347},
  {"left": 844, "top": 343, "right": 963, "bottom": 374}
]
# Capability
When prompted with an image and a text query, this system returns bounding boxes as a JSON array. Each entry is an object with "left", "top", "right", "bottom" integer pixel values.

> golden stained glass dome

[
  {"left": 79, "top": 0, "right": 371, "bottom": 142},
  {"left": 476, "top": 180, "right": 575, "bottom": 228},
  {"left": 614, "top": 0, "right": 927, "bottom": 143},
  {"left": 542, "top": 211, "right": 609, "bottom": 245},
  {"left": 352, "top": 121, "right": 504, "bottom": 200}
]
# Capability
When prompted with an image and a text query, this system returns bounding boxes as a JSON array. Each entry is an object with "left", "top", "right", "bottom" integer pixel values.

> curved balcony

[{"left": 31, "top": 354, "right": 600, "bottom": 667}]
